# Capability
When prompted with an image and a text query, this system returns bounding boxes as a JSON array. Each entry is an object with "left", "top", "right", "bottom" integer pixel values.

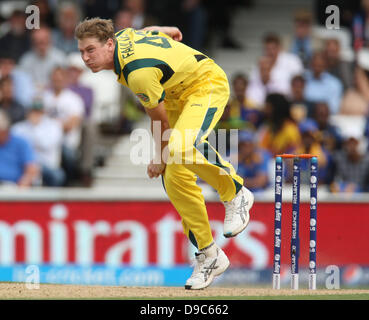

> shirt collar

[{"left": 113, "top": 42, "right": 121, "bottom": 77}]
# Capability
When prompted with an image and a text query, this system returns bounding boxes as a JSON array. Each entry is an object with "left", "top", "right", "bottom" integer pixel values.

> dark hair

[
  {"left": 11, "top": 9, "right": 26, "bottom": 18},
  {"left": 291, "top": 74, "right": 305, "bottom": 85},
  {"left": 311, "top": 50, "right": 327, "bottom": 63},
  {"left": 265, "top": 93, "right": 292, "bottom": 133},
  {"left": 263, "top": 33, "right": 281, "bottom": 46},
  {"left": 0, "top": 51, "right": 15, "bottom": 61},
  {"left": 294, "top": 9, "right": 312, "bottom": 24},
  {"left": 232, "top": 73, "right": 248, "bottom": 85},
  {"left": 312, "top": 101, "right": 330, "bottom": 117},
  {"left": 0, "top": 75, "right": 13, "bottom": 87}
]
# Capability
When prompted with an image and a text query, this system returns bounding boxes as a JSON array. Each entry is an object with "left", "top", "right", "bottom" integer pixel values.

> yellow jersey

[{"left": 113, "top": 28, "right": 216, "bottom": 110}]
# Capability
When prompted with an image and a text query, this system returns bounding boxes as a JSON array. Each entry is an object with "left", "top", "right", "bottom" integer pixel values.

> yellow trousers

[{"left": 163, "top": 63, "right": 244, "bottom": 250}]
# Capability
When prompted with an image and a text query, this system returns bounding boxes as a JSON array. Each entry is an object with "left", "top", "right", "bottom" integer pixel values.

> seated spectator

[
  {"left": 32, "top": 0, "right": 56, "bottom": 28},
  {"left": 248, "top": 33, "right": 304, "bottom": 104},
  {"left": 178, "top": 0, "right": 207, "bottom": 51},
  {"left": 114, "top": 9, "right": 134, "bottom": 31},
  {"left": 43, "top": 67, "right": 84, "bottom": 185},
  {"left": 355, "top": 49, "right": 369, "bottom": 102},
  {"left": 331, "top": 134, "right": 369, "bottom": 193},
  {"left": 324, "top": 38, "right": 354, "bottom": 90},
  {"left": 154, "top": 0, "right": 207, "bottom": 51},
  {"left": 76, "top": 68, "right": 123, "bottom": 135},
  {"left": 19, "top": 27, "right": 66, "bottom": 94},
  {"left": 123, "top": 0, "right": 158, "bottom": 29},
  {"left": 220, "top": 73, "right": 262, "bottom": 131},
  {"left": 52, "top": 1, "right": 81, "bottom": 54},
  {"left": 0, "top": 9, "right": 31, "bottom": 63},
  {"left": 118, "top": 83, "right": 145, "bottom": 135},
  {"left": 0, "top": 110, "right": 39, "bottom": 187},
  {"left": 291, "top": 119, "right": 331, "bottom": 184},
  {"left": 12, "top": 101, "right": 65, "bottom": 187},
  {"left": 290, "top": 75, "right": 314, "bottom": 122},
  {"left": 340, "top": 48, "right": 369, "bottom": 116},
  {"left": 81, "top": 0, "right": 120, "bottom": 20},
  {"left": 315, "top": 0, "right": 358, "bottom": 28},
  {"left": 365, "top": 117, "right": 369, "bottom": 148},
  {"left": 258, "top": 93, "right": 301, "bottom": 156},
  {"left": 67, "top": 53, "right": 93, "bottom": 119},
  {"left": 0, "top": 76, "right": 25, "bottom": 124},
  {"left": 67, "top": 53, "right": 95, "bottom": 186},
  {"left": 246, "top": 56, "right": 275, "bottom": 107},
  {"left": 304, "top": 51, "right": 343, "bottom": 114},
  {"left": 237, "top": 130, "right": 271, "bottom": 192},
  {"left": 313, "top": 102, "right": 342, "bottom": 152},
  {"left": 0, "top": 52, "right": 35, "bottom": 108},
  {"left": 339, "top": 66, "right": 369, "bottom": 116},
  {"left": 289, "top": 9, "right": 314, "bottom": 68},
  {"left": 352, "top": 0, "right": 369, "bottom": 51},
  {"left": 203, "top": 0, "right": 243, "bottom": 49}
]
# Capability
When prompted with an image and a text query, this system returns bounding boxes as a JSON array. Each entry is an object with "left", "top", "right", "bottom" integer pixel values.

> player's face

[{"left": 78, "top": 37, "right": 113, "bottom": 73}]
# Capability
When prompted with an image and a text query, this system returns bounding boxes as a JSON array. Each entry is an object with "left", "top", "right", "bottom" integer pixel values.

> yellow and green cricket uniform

[{"left": 113, "top": 28, "right": 244, "bottom": 250}]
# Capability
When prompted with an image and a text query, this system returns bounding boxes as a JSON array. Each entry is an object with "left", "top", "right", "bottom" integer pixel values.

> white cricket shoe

[
  {"left": 185, "top": 243, "right": 230, "bottom": 290},
  {"left": 223, "top": 186, "right": 254, "bottom": 238}
]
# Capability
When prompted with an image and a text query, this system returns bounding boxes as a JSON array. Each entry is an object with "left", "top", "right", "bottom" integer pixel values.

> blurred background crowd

[{"left": 0, "top": 0, "right": 369, "bottom": 194}]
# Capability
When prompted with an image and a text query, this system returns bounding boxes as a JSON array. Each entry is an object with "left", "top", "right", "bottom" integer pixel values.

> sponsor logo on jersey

[{"left": 137, "top": 93, "right": 150, "bottom": 102}]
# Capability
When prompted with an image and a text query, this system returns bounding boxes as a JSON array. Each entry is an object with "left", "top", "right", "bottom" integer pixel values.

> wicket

[{"left": 272, "top": 154, "right": 318, "bottom": 290}]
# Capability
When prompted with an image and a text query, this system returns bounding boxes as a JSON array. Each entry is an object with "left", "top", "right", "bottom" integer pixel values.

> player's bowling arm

[
  {"left": 145, "top": 101, "right": 170, "bottom": 165},
  {"left": 141, "top": 26, "right": 183, "bottom": 41}
]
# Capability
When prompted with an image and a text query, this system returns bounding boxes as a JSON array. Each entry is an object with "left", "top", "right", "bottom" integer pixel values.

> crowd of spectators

[
  {"left": 219, "top": 3, "right": 369, "bottom": 194},
  {"left": 0, "top": 0, "right": 250, "bottom": 188},
  {"left": 1, "top": 0, "right": 369, "bottom": 195},
  {"left": 0, "top": 0, "right": 146, "bottom": 188}
]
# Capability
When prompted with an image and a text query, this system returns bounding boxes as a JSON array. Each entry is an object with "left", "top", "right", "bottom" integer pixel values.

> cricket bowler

[{"left": 75, "top": 18, "right": 254, "bottom": 289}]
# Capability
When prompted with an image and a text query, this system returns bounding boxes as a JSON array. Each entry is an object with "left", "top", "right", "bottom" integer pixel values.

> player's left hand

[{"left": 147, "top": 161, "right": 166, "bottom": 178}]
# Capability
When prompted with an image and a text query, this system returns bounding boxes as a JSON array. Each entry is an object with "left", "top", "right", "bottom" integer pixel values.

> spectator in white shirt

[
  {"left": 19, "top": 27, "right": 66, "bottom": 95},
  {"left": 43, "top": 66, "right": 84, "bottom": 185},
  {"left": 246, "top": 56, "right": 274, "bottom": 106},
  {"left": 66, "top": 52, "right": 96, "bottom": 186},
  {"left": 0, "top": 52, "right": 35, "bottom": 108},
  {"left": 12, "top": 101, "right": 65, "bottom": 187},
  {"left": 247, "top": 33, "right": 304, "bottom": 105}
]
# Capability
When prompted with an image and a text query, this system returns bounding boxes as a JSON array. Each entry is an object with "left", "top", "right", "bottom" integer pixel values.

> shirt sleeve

[
  {"left": 127, "top": 68, "right": 165, "bottom": 108},
  {"left": 18, "top": 136, "right": 36, "bottom": 166},
  {"left": 259, "top": 151, "right": 271, "bottom": 174},
  {"left": 65, "top": 91, "right": 85, "bottom": 118},
  {"left": 144, "top": 29, "right": 172, "bottom": 40},
  {"left": 328, "top": 77, "right": 343, "bottom": 114}
]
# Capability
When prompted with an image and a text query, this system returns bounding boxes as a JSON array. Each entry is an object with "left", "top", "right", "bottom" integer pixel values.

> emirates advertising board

[{"left": 0, "top": 201, "right": 368, "bottom": 287}]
